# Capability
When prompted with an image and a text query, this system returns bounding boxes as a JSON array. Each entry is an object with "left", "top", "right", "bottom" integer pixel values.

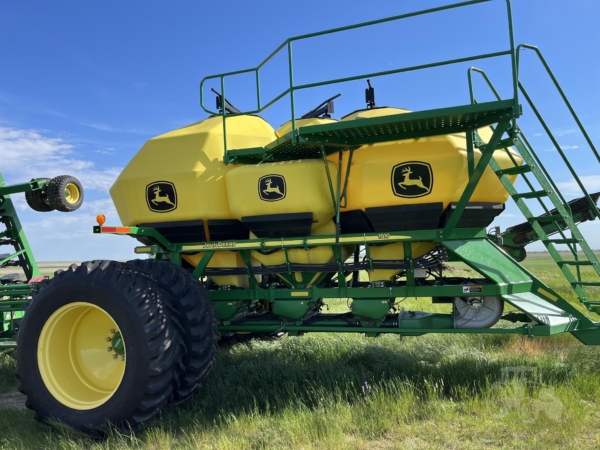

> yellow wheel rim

[
  {"left": 38, "top": 302, "right": 126, "bottom": 410},
  {"left": 64, "top": 183, "right": 80, "bottom": 204}
]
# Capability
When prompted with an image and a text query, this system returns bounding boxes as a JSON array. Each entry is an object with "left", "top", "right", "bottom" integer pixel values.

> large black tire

[
  {"left": 47, "top": 175, "right": 84, "bottom": 212},
  {"left": 24, "top": 178, "right": 53, "bottom": 212},
  {"left": 126, "top": 259, "right": 219, "bottom": 403},
  {"left": 17, "top": 260, "right": 184, "bottom": 432}
]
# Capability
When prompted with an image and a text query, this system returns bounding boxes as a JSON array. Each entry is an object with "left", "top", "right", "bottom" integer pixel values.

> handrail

[
  {"left": 518, "top": 82, "right": 600, "bottom": 220},
  {"left": 468, "top": 57, "right": 600, "bottom": 222},
  {"left": 466, "top": 66, "right": 582, "bottom": 258},
  {"left": 467, "top": 67, "right": 571, "bottom": 215},
  {"left": 516, "top": 45, "right": 600, "bottom": 219},
  {"left": 516, "top": 44, "right": 600, "bottom": 165},
  {"left": 200, "top": 0, "right": 495, "bottom": 115},
  {"left": 199, "top": 0, "right": 518, "bottom": 161}
]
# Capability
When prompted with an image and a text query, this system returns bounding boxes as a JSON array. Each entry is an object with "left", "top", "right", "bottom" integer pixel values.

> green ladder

[{"left": 468, "top": 49, "right": 600, "bottom": 313}]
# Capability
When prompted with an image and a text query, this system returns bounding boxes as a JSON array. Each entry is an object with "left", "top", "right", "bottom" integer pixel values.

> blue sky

[{"left": 0, "top": 0, "right": 598, "bottom": 261}]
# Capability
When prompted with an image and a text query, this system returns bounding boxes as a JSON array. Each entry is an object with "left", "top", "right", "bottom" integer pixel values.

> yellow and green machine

[{"left": 12, "top": 0, "right": 600, "bottom": 432}]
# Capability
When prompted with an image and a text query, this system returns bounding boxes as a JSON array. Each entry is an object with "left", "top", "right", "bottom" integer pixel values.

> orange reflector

[
  {"left": 101, "top": 227, "right": 131, "bottom": 233},
  {"left": 96, "top": 214, "right": 106, "bottom": 226}
]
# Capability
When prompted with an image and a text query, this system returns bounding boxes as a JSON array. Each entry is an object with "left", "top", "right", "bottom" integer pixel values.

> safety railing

[
  {"left": 467, "top": 53, "right": 600, "bottom": 286},
  {"left": 467, "top": 67, "right": 573, "bottom": 218},
  {"left": 468, "top": 46, "right": 600, "bottom": 222},
  {"left": 199, "top": 0, "right": 519, "bottom": 161}
]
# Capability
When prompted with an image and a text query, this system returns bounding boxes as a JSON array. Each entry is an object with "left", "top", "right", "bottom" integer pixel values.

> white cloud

[
  {"left": 20, "top": 198, "right": 135, "bottom": 262},
  {"left": 0, "top": 125, "right": 121, "bottom": 191},
  {"left": 556, "top": 175, "right": 600, "bottom": 196},
  {"left": 79, "top": 121, "right": 150, "bottom": 135},
  {"left": 24, "top": 198, "right": 118, "bottom": 239},
  {"left": 543, "top": 145, "right": 580, "bottom": 152},
  {"left": 0, "top": 125, "right": 134, "bottom": 261},
  {"left": 557, "top": 128, "right": 579, "bottom": 137},
  {"left": 94, "top": 147, "right": 116, "bottom": 155}
]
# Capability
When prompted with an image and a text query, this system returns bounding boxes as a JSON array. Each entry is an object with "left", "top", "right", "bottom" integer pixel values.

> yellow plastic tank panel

[
  {"left": 110, "top": 115, "right": 277, "bottom": 226},
  {"left": 182, "top": 251, "right": 259, "bottom": 288},
  {"left": 276, "top": 118, "right": 337, "bottom": 137},
  {"left": 334, "top": 108, "right": 522, "bottom": 212},
  {"left": 250, "top": 221, "right": 355, "bottom": 287},
  {"left": 226, "top": 159, "right": 338, "bottom": 232}
]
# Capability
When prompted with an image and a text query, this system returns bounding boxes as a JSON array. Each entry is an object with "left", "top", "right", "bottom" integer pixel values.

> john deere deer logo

[
  {"left": 258, "top": 175, "right": 286, "bottom": 202},
  {"left": 391, "top": 162, "right": 433, "bottom": 198},
  {"left": 146, "top": 181, "right": 177, "bottom": 212}
]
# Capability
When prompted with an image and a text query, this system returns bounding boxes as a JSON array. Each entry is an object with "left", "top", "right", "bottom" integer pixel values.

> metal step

[
  {"left": 557, "top": 260, "right": 595, "bottom": 267},
  {"left": 496, "top": 164, "right": 533, "bottom": 176},
  {"left": 512, "top": 189, "right": 548, "bottom": 200},
  {"left": 493, "top": 137, "right": 517, "bottom": 150},
  {"left": 469, "top": 64, "right": 600, "bottom": 316},
  {"left": 530, "top": 214, "right": 563, "bottom": 223},
  {"left": 544, "top": 238, "right": 579, "bottom": 245}
]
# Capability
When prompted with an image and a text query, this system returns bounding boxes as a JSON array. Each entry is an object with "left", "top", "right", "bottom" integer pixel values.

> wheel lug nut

[
  {"left": 120, "top": 356, "right": 125, "bottom": 361},
  {"left": 106, "top": 337, "right": 111, "bottom": 342},
  {"left": 112, "top": 354, "right": 118, "bottom": 359},
  {"left": 106, "top": 347, "right": 113, "bottom": 352},
  {"left": 110, "top": 329, "right": 116, "bottom": 334}
]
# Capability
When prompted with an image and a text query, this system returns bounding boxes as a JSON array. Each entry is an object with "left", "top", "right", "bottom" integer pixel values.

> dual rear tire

[
  {"left": 17, "top": 260, "right": 218, "bottom": 432},
  {"left": 25, "top": 175, "right": 84, "bottom": 213}
]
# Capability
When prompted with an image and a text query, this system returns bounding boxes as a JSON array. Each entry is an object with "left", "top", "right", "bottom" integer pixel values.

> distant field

[
  {"left": 0, "top": 262, "right": 80, "bottom": 279},
  {"left": 1, "top": 254, "right": 600, "bottom": 449}
]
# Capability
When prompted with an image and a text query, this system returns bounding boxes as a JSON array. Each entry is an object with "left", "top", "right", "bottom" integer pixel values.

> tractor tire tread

[
  {"left": 47, "top": 175, "right": 84, "bottom": 212},
  {"left": 16, "top": 260, "right": 185, "bottom": 432},
  {"left": 125, "top": 259, "right": 219, "bottom": 403},
  {"left": 24, "top": 178, "right": 53, "bottom": 212}
]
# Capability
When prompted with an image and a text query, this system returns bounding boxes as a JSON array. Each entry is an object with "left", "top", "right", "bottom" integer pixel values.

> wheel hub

[
  {"left": 37, "top": 302, "right": 126, "bottom": 410},
  {"left": 465, "top": 297, "right": 484, "bottom": 310},
  {"left": 64, "top": 183, "right": 80, "bottom": 204}
]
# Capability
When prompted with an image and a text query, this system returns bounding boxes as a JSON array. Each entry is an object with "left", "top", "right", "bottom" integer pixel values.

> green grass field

[{"left": 1, "top": 255, "right": 600, "bottom": 449}]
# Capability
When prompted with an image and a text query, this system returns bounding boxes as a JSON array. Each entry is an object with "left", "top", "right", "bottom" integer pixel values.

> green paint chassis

[
  {"left": 94, "top": 218, "right": 600, "bottom": 345},
  {"left": 93, "top": 0, "right": 600, "bottom": 345}
]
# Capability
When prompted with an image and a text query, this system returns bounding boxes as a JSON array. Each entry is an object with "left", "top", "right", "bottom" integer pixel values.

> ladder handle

[
  {"left": 467, "top": 67, "right": 573, "bottom": 217},
  {"left": 516, "top": 132, "right": 572, "bottom": 216},
  {"left": 519, "top": 82, "right": 600, "bottom": 220},
  {"left": 516, "top": 44, "right": 600, "bottom": 165}
]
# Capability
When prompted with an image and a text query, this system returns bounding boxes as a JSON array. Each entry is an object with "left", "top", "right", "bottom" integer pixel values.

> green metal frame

[
  {"left": 199, "top": 0, "right": 519, "bottom": 164},
  {"left": 0, "top": 175, "right": 48, "bottom": 348},
  {"left": 466, "top": 50, "right": 600, "bottom": 312},
  {"left": 93, "top": 0, "right": 600, "bottom": 345}
]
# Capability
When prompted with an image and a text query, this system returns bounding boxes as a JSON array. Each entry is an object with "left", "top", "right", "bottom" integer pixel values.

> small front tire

[
  {"left": 25, "top": 178, "right": 54, "bottom": 212},
  {"left": 47, "top": 175, "right": 84, "bottom": 212}
]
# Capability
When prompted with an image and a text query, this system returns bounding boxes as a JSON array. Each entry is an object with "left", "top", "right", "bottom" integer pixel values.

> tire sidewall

[
  {"left": 18, "top": 274, "right": 153, "bottom": 429},
  {"left": 48, "top": 176, "right": 84, "bottom": 212}
]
